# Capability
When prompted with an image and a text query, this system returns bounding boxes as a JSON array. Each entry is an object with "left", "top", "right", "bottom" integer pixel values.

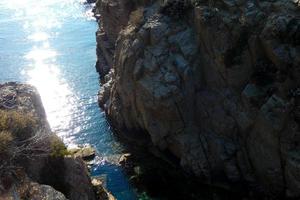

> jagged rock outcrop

[
  {"left": 0, "top": 82, "right": 111, "bottom": 200},
  {"left": 95, "top": 0, "right": 300, "bottom": 198}
]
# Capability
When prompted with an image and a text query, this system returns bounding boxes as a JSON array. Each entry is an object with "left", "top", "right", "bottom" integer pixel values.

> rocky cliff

[
  {"left": 0, "top": 82, "right": 112, "bottom": 200},
  {"left": 95, "top": 0, "right": 300, "bottom": 198}
]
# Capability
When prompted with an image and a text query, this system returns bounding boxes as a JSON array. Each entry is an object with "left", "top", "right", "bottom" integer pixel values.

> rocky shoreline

[
  {"left": 94, "top": 0, "right": 300, "bottom": 199},
  {"left": 0, "top": 82, "right": 114, "bottom": 200}
]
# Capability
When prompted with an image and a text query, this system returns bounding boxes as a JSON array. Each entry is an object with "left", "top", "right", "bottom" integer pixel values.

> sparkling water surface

[{"left": 0, "top": 0, "right": 137, "bottom": 199}]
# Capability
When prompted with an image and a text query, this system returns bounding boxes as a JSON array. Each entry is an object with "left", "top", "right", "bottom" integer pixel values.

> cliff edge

[
  {"left": 0, "top": 82, "right": 112, "bottom": 200},
  {"left": 95, "top": 0, "right": 300, "bottom": 198}
]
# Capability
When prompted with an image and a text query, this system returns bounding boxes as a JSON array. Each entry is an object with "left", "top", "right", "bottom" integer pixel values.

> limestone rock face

[{"left": 96, "top": 0, "right": 300, "bottom": 197}]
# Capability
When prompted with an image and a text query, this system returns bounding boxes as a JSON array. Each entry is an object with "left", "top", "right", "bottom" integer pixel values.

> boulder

[{"left": 69, "top": 146, "right": 96, "bottom": 161}]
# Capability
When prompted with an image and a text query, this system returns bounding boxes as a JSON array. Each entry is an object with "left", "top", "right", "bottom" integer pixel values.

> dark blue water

[{"left": 0, "top": 0, "right": 137, "bottom": 199}]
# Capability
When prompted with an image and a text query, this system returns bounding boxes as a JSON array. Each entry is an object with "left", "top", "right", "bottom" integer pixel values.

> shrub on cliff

[
  {"left": 50, "top": 136, "right": 69, "bottom": 158},
  {"left": 0, "top": 110, "right": 71, "bottom": 196},
  {"left": 0, "top": 110, "right": 38, "bottom": 161},
  {"left": 0, "top": 110, "right": 50, "bottom": 182},
  {"left": 0, "top": 110, "right": 37, "bottom": 140}
]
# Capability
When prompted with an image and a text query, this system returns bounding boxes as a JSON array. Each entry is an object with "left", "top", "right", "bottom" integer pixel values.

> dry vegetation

[{"left": 0, "top": 110, "right": 67, "bottom": 191}]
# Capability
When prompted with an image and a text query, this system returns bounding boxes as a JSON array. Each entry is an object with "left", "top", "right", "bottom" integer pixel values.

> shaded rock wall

[{"left": 96, "top": 0, "right": 300, "bottom": 198}]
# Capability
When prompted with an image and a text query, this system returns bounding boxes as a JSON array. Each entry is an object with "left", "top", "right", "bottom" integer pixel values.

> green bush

[
  {"left": 0, "top": 110, "right": 37, "bottom": 157},
  {"left": 0, "top": 110, "right": 39, "bottom": 176},
  {"left": 50, "top": 136, "right": 69, "bottom": 158},
  {"left": 0, "top": 110, "right": 37, "bottom": 139}
]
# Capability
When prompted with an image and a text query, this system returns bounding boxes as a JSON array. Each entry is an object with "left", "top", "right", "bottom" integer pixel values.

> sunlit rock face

[{"left": 96, "top": 0, "right": 300, "bottom": 198}]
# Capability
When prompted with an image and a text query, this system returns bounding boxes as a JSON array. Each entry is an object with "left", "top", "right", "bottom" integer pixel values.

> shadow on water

[
  {"left": 91, "top": 162, "right": 137, "bottom": 199},
  {"left": 99, "top": 121, "right": 259, "bottom": 200}
]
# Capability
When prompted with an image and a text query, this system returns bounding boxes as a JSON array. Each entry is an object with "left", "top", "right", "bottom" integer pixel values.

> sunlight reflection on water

[
  {"left": 5, "top": 0, "right": 84, "bottom": 145},
  {"left": 1, "top": 0, "right": 122, "bottom": 158},
  {"left": 28, "top": 32, "right": 49, "bottom": 42},
  {"left": 0, "top": 0, "right": 138, "bottom": 198}
]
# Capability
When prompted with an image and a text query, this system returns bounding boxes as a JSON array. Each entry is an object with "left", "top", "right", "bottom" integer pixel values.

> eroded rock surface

[{"left": 95, "top": 0, "right": 300, "bottom": 198}]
